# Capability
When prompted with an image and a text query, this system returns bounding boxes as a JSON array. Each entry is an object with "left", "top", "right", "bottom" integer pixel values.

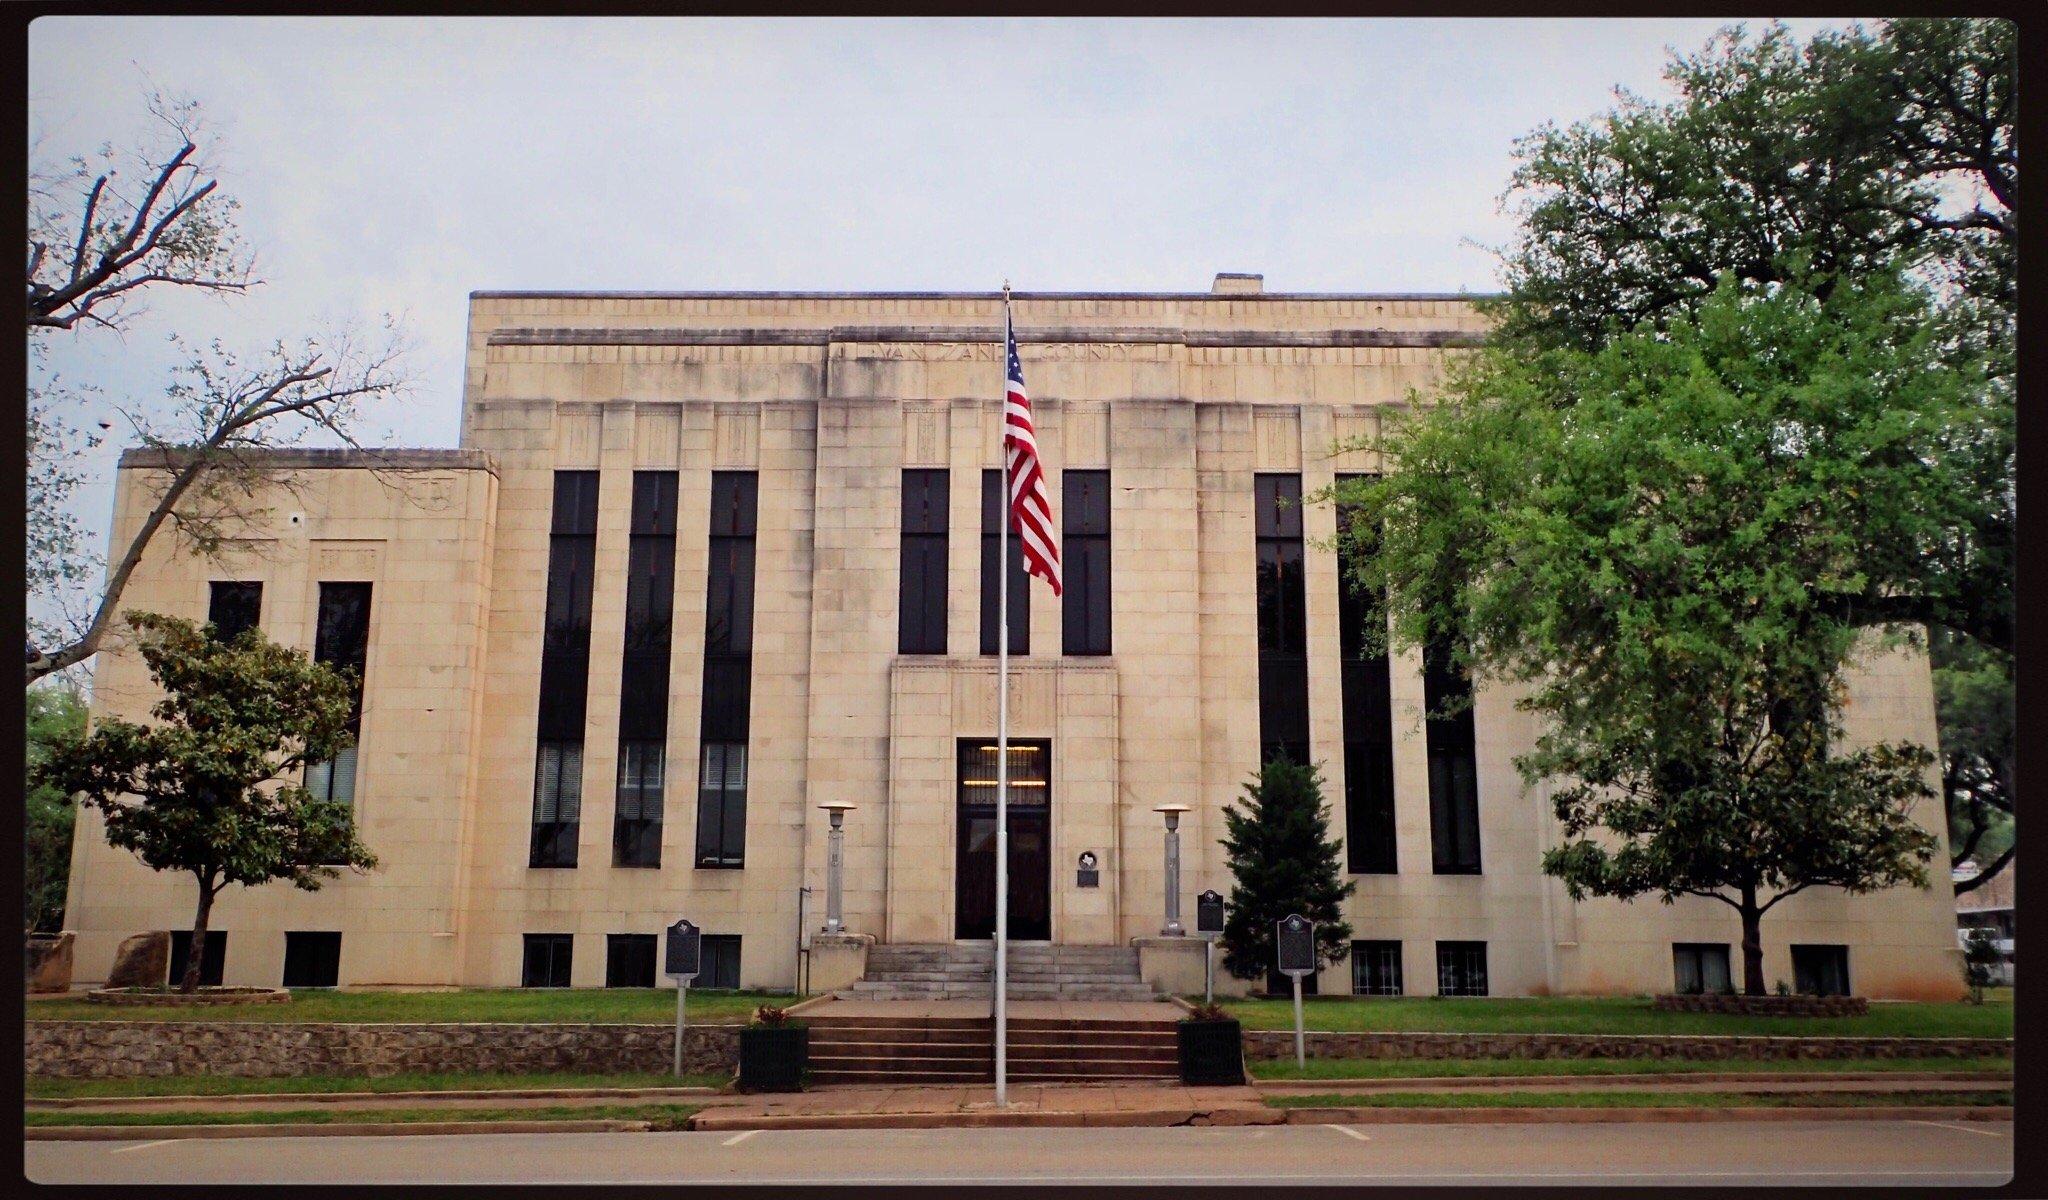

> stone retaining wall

[
  {"left": 1242, "top": 1030, "right": 2011, "bottom": 1061},
  {"left": 1651, "top": 993, "right": 1870, "bottom": 1017},
  {"left": 24, "top": 1022, "right": 740, "bottom": 1079}
]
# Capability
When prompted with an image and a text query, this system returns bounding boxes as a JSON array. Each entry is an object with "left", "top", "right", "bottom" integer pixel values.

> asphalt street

[{"left": 24, "top": 1119, "right": 2014, "bottom": 1187}]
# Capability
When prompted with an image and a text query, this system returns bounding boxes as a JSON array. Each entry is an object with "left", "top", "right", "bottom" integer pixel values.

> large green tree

[
  {"left": 1336, "top": 275, "right": 1950, "bottom": 994},
  {"left": 32, "top": 613, "right": 377, "bottom": 991},
  {"left": 1218, "top": 758, "right": 1355, "bottom": 990},
  {"left": 25, "top": 681, "right": 88, "bottom": 933}
]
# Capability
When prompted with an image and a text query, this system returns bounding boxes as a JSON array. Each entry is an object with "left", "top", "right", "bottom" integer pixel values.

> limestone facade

[{"left": 64, "top": 283, "right": 1965, "bottom": 999}]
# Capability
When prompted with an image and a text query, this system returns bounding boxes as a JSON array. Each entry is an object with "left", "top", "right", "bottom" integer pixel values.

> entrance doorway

[{"left": 955, "top": 738, "right": 1051, "bottom": 940}]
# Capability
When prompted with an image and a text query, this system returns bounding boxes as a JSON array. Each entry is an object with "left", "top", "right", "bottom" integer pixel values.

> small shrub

[
  {"left": 1184, "top": 1001, "right": 1231, "bottom": 1022},
  {"left": 752, "top": 1003, "right": 791, "bottom": 1027}
]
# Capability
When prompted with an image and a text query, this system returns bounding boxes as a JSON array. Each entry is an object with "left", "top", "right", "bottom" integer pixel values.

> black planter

[
  {"left": 738, "top": 1025, "right": 809, "bottom": 1092},
  {"left": 1177, "top": 1018, "right": 1245, "bottom": 1086}
]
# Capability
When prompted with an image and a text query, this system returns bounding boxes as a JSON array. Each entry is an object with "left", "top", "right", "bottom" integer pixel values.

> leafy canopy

[{"left": 32, "top": 612, "right": 377, "bottom": 898}]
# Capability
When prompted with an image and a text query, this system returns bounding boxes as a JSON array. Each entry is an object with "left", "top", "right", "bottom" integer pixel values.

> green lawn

[
  {"left": 27, "top": 1070, "right": 728, "bottom": 1100},
  {"left": 1215, "top": 996, "right": 2013, "bottom": 1039},
  {"left": 23, "top": 1102, "right": 704, "bottom": 1130},
  {"left": 26, "top": 988, "right": 791, "bottom": 1024},
  {"left": 1249, "top": 1054, "right": 2014, "bottom": 1081},
  {"left": 1265, "top": 1088, "right": 2013, "bottom": 1111}
]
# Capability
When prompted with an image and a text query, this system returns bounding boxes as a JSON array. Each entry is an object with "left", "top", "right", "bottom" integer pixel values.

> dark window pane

[
  {"left": 1062, "top": 470, "right": 1111, "bottom": 656},
  {"left": 530, "top": 740, "right": 582, "bottom": 868},
  {"left": 551, "top": 471, "right": 600, "bottom": 535},
  {"left": 605, "top": 934, "right": 658, "bottom": 988},
  {"left": 208, "top": 581, "right": 263, "bottom": 643},
  {"left": 1791, "top": 945, "right": 1850, "bottom": 996},
  {"left": 699, "top": 935, "right": 742, "bottom": 990},
  {"left": 1351, "top": 941, "right": 1404, "bottom": 996},
  {"left": 522, "top": 933, "right": 573, "bottom": 987},
  {"left": 613, "top": 739, "right": 665, "bottom": 867},
  {"left": 282, "top": 932, "right": 342, "bottom": 988},
  {"left": 534, "top": 472, "right": 600, "bottom": 867},
  {"left": 1673, "top": 943, "right": 1733, "bottom": 994},
  {"left": 167, "top": 931, "right": 227, "bottom": 987},
  {"left": 1255, "top": 475, "right": 1310, "bottom": 769},
  {"left": 696, "top": 741, "right": 748, "bottom": 866},
  {"left": 1425, "top": 637, "right": 1481, "bottom": 874},
  {"left": 899, "top": 470, "right": 950, "bottom": 654},
  {"left": 981, "top": 470, "right": 1031, "bottom": 655},
  {"left": 1435, "top": 941, "right": 1488, "bottom": 996}
]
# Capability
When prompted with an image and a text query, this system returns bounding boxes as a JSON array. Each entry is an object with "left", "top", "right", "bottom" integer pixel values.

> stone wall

[
  {"left": 1652, "top": 993, "right": 1870, "bottom": 1017},
  {"left": 24, "top": 1022, "right": 739, "bottom": 1079},
  {"left": 1242, "top": 1030, "right": 2011, "bottom": 1062}
]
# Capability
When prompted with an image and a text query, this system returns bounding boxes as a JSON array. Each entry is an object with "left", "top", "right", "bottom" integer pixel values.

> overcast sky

[{"left": 29, "top": 15, "right": 1850, "bottom": 634}]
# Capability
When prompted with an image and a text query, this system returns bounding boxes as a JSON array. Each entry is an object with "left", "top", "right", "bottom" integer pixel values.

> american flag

[{"left": 1004, "top": 303, "right": 1061, "bottom": 596}]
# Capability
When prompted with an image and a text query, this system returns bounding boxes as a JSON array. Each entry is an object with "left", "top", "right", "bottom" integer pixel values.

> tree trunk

[
  {"left": 1738, "top": 891, "right": 1766, "bottom": 997},
  {"left": 181, "top": 881, "right": 216, "bottom": 993}
]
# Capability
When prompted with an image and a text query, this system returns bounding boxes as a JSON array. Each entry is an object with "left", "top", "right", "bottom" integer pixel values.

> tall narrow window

[
  {"left": 532, "top": 471, "right": 599, "bottom": 869},
  {"left": 307, "top": 582, "right": 372, "bottom": 832},
  {"left": 899, "top": 469, "right": 949, "bottom": 654},
  {"left": 207, "top": 581, "right": 263, "bottom": 642},
  {"left": 980, "top": 469, "right": 1030, "bottom": 656},
  {"left": 1425, "top": 635, "right": 1481, "bottom": 874},
  {"left": 615, "top": 472, "right": 677, "bottom": 867},
  {"left": 1255, "top": 474, "right": 1309, "bottom": 765},
  {"left": 1336, "top": 477, "right": 1396, "bottom": 874},
  {"left": 696, "top": 472, "right": 757, "bottom": 868},
  {"left": 1062, "top": 470, "right": 1111, "bottom": 656}
]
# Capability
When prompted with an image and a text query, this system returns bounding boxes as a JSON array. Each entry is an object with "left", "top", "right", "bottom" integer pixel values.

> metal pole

[
  {"left": 1162, "top": 818, "right": 1183, "bottom": 936},
  {"left": 673, "top": 979, "right": 689, "bottom": 1078},
  {"left": 825, "top": 814, "right": 845, "bottom": 933},
  {"left": 994, "top": 284, "right": 1011, "bottom": 1109},
  {"left": 1205, "top": 940, "right": 1214, "bottom": 1005},
  {"left": 1291, "top": 973, "right": 1305, "bottom": 1070}
]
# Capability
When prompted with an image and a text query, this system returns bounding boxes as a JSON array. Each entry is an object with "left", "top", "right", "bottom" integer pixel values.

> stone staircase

[
  {"left": 805, "top": 1011, "right": 1182, "bottom": 1086},
  {"left": 839, "top": 942, "right": 1161, "bottom": 1002}
]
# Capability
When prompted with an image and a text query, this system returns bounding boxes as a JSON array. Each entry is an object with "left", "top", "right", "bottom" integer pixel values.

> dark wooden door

[{"left": 954, "top": 739, "right": 1052, "bottom": 941}]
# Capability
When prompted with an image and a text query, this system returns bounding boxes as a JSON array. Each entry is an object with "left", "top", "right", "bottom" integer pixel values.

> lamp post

[
  {"left": 1153, "top": 803, "right": 1192, "bottom": 936},
  {"left": 818, "top": 801, "right": 856, "bottom": 934}
]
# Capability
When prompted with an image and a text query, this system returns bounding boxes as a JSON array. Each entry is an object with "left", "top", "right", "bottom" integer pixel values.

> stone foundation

[
  {"left": 1652, "top": 993, "right": 1871, "bottom": 1017},
  {"left": 1242, "top": 1030, "right": 2010, "bottom": 1061},
  {"left": 24, "top": 1021, "right": 740, "bottom": 1079}
]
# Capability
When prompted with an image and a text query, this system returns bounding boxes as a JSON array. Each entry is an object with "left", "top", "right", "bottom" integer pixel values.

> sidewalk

[{"left": 690, "top": 1083, "right": 1276, "bottom": 1130}]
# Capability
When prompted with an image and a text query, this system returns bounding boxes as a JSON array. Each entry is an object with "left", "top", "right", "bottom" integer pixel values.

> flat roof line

[{"left": 468, "top": 289, "right": 1500, "bottom": 302}]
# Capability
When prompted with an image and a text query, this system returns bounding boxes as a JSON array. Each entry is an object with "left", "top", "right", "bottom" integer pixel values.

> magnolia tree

[{"left": 33, "top": 614, "right": 376, "bottom": 991}]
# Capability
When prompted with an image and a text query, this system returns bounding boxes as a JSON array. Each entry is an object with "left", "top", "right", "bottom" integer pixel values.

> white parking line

[
  {"left": 1908, "top": 1120, "right": 2008, "bottom": 1138},
  {"left": 1324, "top": 1124, "right": 1371, "bottom": 1141},
  {"left": 721, "top": 1130, "right": 762, "bottom": 1146},
  {"left": 107, "top": 1140, "right": 178, "bottom": 1155}
]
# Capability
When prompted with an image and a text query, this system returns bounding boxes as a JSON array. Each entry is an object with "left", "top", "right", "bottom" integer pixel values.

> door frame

[{"left": 953, "top": 737, "right": 1053, "bottom": 941}]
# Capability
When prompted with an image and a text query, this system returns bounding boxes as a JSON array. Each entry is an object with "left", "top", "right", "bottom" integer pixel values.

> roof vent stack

[{"left": 1211, "top": 273, "right": 1264, "bottom": 296}]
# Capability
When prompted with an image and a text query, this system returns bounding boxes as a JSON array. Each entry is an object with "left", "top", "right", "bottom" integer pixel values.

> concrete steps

[{"left": 843, "top": 943, "right": 1160, "bottom": 1004}]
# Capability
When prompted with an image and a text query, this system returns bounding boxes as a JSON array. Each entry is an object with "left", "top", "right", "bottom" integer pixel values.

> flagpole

[{"left": 994, "top": 281, "right": 1011, "bottom": 1109}]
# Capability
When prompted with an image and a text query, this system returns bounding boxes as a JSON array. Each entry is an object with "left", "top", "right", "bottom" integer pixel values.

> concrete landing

[{"left": 802, "top": 997, "right": 1178, "bottom": 1022}]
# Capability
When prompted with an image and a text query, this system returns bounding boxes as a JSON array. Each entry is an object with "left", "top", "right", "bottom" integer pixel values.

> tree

[
  {"left": 1934, "top": 629, "right": 2013, "bottom": 893},
  {"left": 1495, "top": 20, "right": 2014, "bottom": 656},
  {"left": 1333, "top": 276, "right": 1949, "bottom": 995},
  {"left": 1960, "top": 925, "right": 2003, "bottom": 1005},
  {"left": 25, "top": 681, "right": 88, "bottom": 933},
  {"left": 1218, "top": 758, "right": 1354, "bottom": 991},
  {"left": 31, "top": 613, "right": 377, "bottom": 991},
  {"left": 25, "top": 91, "right": 407, "bottom": 686}
]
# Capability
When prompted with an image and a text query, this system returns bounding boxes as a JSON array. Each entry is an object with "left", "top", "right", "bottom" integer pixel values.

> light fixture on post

[
  {"left": 1152, "top": 803, "right": 1193, "bottom": 936},
  {"left": 818, "top": 800, "right": 857, "bottom": 934}
]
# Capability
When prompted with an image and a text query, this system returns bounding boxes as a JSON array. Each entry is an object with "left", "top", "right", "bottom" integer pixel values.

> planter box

[
  {"left": 1652, "top": 993, "right": 1870, "bottom": 1018},
  {"left": 1178, "top": 1018, "right": 1246, "bottom": 1085},
  {"left": 738, "top": 1026, "right": 808, "bottom": 1092}
]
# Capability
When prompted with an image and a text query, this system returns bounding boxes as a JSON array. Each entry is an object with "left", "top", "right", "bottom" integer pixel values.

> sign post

[
  {"left": 664, "top": 919, "right": 702, "bottom": 1078},
  {"left": 1196, "top": 890, "right": 1226, "bottom": 1005},
  {"left": 1276, "top": 914, "right": 1316, "bottom": 1070}
]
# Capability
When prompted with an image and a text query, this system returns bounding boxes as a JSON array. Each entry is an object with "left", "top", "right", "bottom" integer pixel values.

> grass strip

[
  {"left": 28, "top": 1070, "right": 727, "bottom": 1100},
  {"left": 1248, "top": 1055, "right": 2013, "bottom": 1081},
  {"left": 26, "top": 988, "right": 787, "bottom": 1025},
  {"left": 1214, "top": 995, "right": 2013, "bottom": 1039},
  {"left": 23, "top": 1102, "right": 704, "bottom": 1131},
  {"left": 1265, "top": 1089, "right": 2013, "bottom": 1110}
]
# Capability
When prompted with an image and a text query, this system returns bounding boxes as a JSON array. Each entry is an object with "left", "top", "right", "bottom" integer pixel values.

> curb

[
  {"left": 686, "top": 1107, "right": 1289, "bottom": 1131},
  {"left": 1277, "top": 1104, "right": 2015, "bottom": 1126},
  {"left": 1252, "top": 1070, "right": 2015, "bottom": 1093},
  {"left": 29, "top": 1085, "right": 724, "bottom": 1111},
  {"left": 26, "top": 1119, "right": 656, "bottom": 1141}
]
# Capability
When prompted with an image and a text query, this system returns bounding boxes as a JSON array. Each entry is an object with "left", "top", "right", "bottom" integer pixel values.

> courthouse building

[{"left": 66, "top": 276, "right": 1965, "bottom": 999}]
